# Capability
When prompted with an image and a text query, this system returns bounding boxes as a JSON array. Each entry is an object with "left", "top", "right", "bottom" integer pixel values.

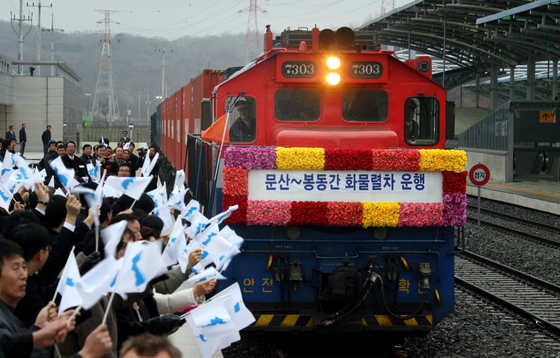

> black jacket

[
  {"left": 19, "top": 128, "right": 26, "bottom": 142},
  {"left": 41, "top": 130, "right": 51, "bottom": 145}
]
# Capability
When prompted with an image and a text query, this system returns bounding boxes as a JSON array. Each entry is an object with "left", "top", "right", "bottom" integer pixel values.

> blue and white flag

[
  {"left": 114, "top": 240, "right": 167, "bottom": 298},
  {"left": 207, "top": 205, "right": 239, "bottom": 226},
  {"left": 55, "top": 248, "right": 83, "bottom": 315},
  {"left": 86, "top": 162, "right": 102, "bottom": 183},
  {"left": 101, "top": 221, "right": 128, "bottom": 259},
  {"left": 147, "top": 182, "right": 167, "bottom": 208},
  {"left": 101, "top": 136, "right": 106, "bottom": 146},
  {"left": 208, "top": 282, "right": 255, "bottom": 335},
  {"left": 187, "top": 296, "right": 239, "bottom": 358},
  {"left": 168, "top": 187, "right": 187, "bottom": 211},
  {"left": 0, "top": 182, "right": 13, "bottom": 212},
  {"left": 152, "top": 205, "right": 173, "bottom": 233},
  {"left": 141, "top": 152, "right": 159, "bottom": 178},
  {"left": 219, "top": 226, "right": 244, "bottom": 249},
  {"left": 173, "top": 170, "right": 186, "bottom": 191},
  {"left": 105, "top": 176, "right": 153, "bottom": 200},
  {"left": 186, "top": 267, "right": 226, "bottom": 284},
  {"left": 162, "top": 220, "right": 186, "bottom": 267},
  {"left": 205, "top": 235, "right": 240, "bottom": 272},
  {"left": 185, "top": 211, "right": 209, "bottom": 240},
  {"left": 2, "top": 152, "right": 16, "bottom": 170},
  {"left": 177, "top": 232, "right": 191, "bottom": 273},
  {"left": 0, "top": 168, "right": 13, "bottom": 184},
  {"left": 123, "top": 142, "right": 130, "bottom": 150},
  {"left": 14, "top": 156, "right": 36, "bottom": 189},
  {"left": 182, "top": 199, "right": 200, "bottom": 222},
  {"left": 196, "top": 222, "right": 220, "bottom": 247},
  {"left": 50, "top": 156, "right": 75, "bottom": 189},
  {"left": 75, "top": 256, "right": 121, "bottom": 310}
]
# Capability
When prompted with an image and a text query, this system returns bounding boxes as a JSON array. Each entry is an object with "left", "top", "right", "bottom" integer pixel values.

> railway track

[
  {"left": 456, "top": 250, "right": 560, "bottom": 338},
  {"left": 467, "top": 204, "right": 560, "bottom": 235}
]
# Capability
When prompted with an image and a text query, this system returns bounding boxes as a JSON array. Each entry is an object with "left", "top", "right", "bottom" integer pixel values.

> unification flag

[
  {"left": 187, "top": 295, "right": 238, "bottom": 358},
  {"left": 207, "top": 205, "right": 239, "bottom": 226},
  {"left": 15, "top": 156, "right": 36, "bottom": 189},
  {"left": 185, "top": 211, "right": 209, "bottom": 240},
  {"left": 114, "top": 240, "right": 168, "bottom": 299},
  {"left": 50, "top": 156, "right": 76, "bottom": 189},
  {"left": 168, "top": 187, "right": 187, "bottom": 211},
  {"left": 161, "top": 220, "right": 186, "bottom": 267},
  {"left": 205, "top": 235, "right": 240, "bottom": 272},
  {"left": 186, "top": 266, "right": 226, "bottom": 284},
  {"left": 182, "top": 199, "right": 200, "bottom": 222},
  {"left": 101, "top": 221, "right": 128, "bottom": 258},
  {"left": 75, "top": 256, "right": 121, "bottom": 310},
  {"left": 86, "top": 162, "right": 102, "bottom": 183},
  {"left": 218, "top": 226, "right": 244, "bottom": 249},
  {"left": 123, "top": 142, "right": 130, "bottom": 150},
  {"left": 152, "top": 205, "right": 173, "bottom": 234},
  {"left": 200, "top": 113, "right": 230, "bottom": 145},
  {"left": 177, "top": 232, "right": 191, "bottom": 273},
  {"left": 55, "top": 248, "right": 83, "bottom": 315},
  {"left": 141, "top": 152, "right": 159, "bottom": 178},
  {"left": 173, "top": 170, "right": 186, "bottom": 191},
  {"left": 147, "top": 182, "right": 167, "bottom": 208},
  {"left": 0, "top": 168, "right": 13, "bottom": 184},
  {"left": 0, "top": 182, "right": 13, "bottom": 212},
  {"left": 209, "top": 282, "right": 255, "bottom": 334},
  {"left": 2, "top": 152, "right": 16, "bottom": 170},
  {"left": 105, "top": 176, "right": 153, "bottom": 200}
]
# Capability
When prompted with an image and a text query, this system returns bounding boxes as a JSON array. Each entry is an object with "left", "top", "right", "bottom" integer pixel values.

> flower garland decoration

[
  {"left": 246, "top": 200, "right": 291, "bottom": 226},
  {"left": 418, "top": 149, "right": 467, "bottom": 173},
  {"left": 371, "top": 149, "right": 421, "bottom": 172},
  {"left": 362, "top": 202, "right": 400, "bottom": 228},
  {"left": 324, "top": 149, "right": 374, "bottom": 171},
  {"left": 222, "top": 147, "right": 468, "bottom": 227},
  {"left": 276, "top": 147, "right": 325, "bottom": 170},
  {"left": 222, "top": 167, "right": 249, "bottom": 196}
]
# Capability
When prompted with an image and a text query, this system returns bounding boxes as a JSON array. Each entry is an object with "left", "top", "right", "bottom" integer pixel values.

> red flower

[
  {"left": 288, "top": 201, "right": 329, "bottom": 226},
  {"left": 223, "top": 194, "right": 248, "bottom": 224},
  {"left": 325, "top": 149, "right": 374, "bottom": 171},
  {"left": 371, "top": 149, "right": 421, "bottom": 171},
  {"left": 327, "top": 202, "right": 363, "bottom": 226},
  {"left": 222, "top": 167, "right": 249, "bottom": 196},
  {"left": 442, "top": 171, "right": 467, "bottom": 193}
]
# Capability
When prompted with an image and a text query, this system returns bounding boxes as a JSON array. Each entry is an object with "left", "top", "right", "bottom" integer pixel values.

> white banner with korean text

[{"left": 248, "top": 170, "right": 443, "bottom": 203}]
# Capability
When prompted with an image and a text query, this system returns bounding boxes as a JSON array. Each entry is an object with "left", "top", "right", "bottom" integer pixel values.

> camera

[{"left": 137, "top": 147, "right": 147, "bottom": 157}]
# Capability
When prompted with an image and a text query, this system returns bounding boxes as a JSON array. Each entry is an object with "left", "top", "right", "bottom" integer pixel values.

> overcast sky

[{"left": 4, "top": 0, "right": 413, "bottom": 40}]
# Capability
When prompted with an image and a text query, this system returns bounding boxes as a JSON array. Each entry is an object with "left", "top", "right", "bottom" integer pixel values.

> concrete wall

[
  {"left": 462, "top": 148, "right": 508, "bottom": 182},
  {"left": 4, "top": 76, "right": 82, "bottom": 153}
]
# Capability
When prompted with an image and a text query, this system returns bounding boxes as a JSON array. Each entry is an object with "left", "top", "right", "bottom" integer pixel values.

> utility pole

[
  {"left": 28, "top": 1, "right": 52, "bottom": 76},
  {"left": 145, "top": 91, "right": 152, "bottom": 122},
  {"left": 92, "top": 10, "right": 120, "bottom": 124},
  {"left": 11, "top": 0, "right": 33, "bottom": 75},
  {"left": 43, "top": 11, "right": 64, "bottom": 76},
  {"left": 155, "top": 49, "right": 171, "bottom": 101},
  {"left": 243, "top": 0, "right": 266, "bottom": 63}
]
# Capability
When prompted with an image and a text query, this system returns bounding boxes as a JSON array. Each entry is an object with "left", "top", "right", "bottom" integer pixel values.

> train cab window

[
  {"left": 226, "top": 96, "right": 257, "bottom": 143},
  {"left": 342, "top": 90, "right": 388, "bottom": 122},
  {"left": 404, "top": 97, "right": 439, "bottom": 145},
  {"left": 274, "top": 89, "right": 320, "bottom": 121}
]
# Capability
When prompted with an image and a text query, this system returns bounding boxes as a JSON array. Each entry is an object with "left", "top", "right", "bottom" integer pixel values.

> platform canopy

[{"left": 360, "top": 0, "right": 560, "bottom": 89}]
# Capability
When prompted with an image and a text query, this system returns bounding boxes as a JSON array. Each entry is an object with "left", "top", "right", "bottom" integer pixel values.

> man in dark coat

[
  {"left": 41, "top": 126, "right": 51, "bottom": 154},
  {"left": 5, "top": 126, "right": 15, "bottom": 141},
  {"left": 19, "top": 123, "right": 26, "bottom": 157},
  {"left": 229, "top": 100, "right": 256, "bottom": 142}
]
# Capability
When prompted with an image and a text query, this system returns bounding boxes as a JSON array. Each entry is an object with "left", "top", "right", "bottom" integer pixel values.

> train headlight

[
  {"left": 326, "top": 56, "right": 340, "bottom": 70},
  {"left": 326, "top": 73, "right": 340, "bottom": 85}
]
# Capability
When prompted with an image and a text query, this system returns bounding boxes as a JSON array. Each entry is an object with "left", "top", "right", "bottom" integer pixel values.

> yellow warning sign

[{"left": 540, "top": 111, "right": 555, "bottom": 123}]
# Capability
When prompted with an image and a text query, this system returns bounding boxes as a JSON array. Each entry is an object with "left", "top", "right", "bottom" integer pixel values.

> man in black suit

[
  {"left": 5, "top": 125, "right": 15, "bottom": 140},
  {"left": 62, "top": 141, "right": 86, "bottom": 180},
  {"left": 119, "top": 131, "right": 131, "bottom": 144},
  {"left": 41, "top": 125, "right": 51, "bottom": 154},
  {"left": 19, "top": 123, "right": 27, "bottom": 157}
]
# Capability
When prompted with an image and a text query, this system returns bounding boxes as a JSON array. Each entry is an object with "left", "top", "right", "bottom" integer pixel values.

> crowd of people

[{"left": 0, "top": 130, "right": 214, "bottom": 358}]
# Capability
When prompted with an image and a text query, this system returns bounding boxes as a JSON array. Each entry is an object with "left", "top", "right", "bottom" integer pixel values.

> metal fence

[
  {"left": 82, "top": 125, "right": 151, "bottom": 145},
  {"left": 457, "top": 107, "right": 510, "bottom": 151}
]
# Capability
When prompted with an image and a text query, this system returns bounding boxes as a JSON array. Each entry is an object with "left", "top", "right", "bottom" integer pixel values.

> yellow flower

[
  {"left": 276, "top": 147, "right": 325, "bottom": 170},
  {"left": 362, "top": 202, "right": 400, "bottom": 228},
  {"left": 418, "top": 149, "right": 467, "bottom": 172}
]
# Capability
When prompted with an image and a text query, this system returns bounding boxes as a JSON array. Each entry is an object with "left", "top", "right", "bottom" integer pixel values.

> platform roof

[{"left": 360, "top": 0, "right": 560, "bottom": 90}]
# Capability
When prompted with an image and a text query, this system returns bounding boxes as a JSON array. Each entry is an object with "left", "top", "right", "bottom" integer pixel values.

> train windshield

[
  {"left": 404, "top": 97, "right": 439, "bottom": 146},
  {"left": 274, "top": 89, "right": 321, "bottom": 121},
  {"left": 226, "top": 96, "right": 257, "bottom": 143},
  {"left": 342, "top": 90, "right": 388, "bottom": 122}
]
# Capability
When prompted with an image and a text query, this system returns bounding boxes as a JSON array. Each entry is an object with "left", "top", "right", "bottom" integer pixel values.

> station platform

[{"left": 467, "top": 180, "right": 560, "bottom": 216}]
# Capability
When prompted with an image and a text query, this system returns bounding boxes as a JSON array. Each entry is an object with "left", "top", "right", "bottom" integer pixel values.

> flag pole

[
  {"left": 67, "top": 304, "right": 83, "bottom": 323},
  {"left": 207, "top": 113, "right": 230, "bottom": 217},
  {"left": 95, "top": 170, "right": 108, "bottom": 253}
]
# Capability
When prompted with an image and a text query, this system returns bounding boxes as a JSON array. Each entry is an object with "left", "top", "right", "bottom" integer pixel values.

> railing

[
  {"left": 457, "top": 106, "right": 509, "bottom": 151},
  {"left": 187, "top": 134, "right": 219, "bottom": 217},
  {"left": 82, "top": 125, "right": 151, "bottom": 145}
]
